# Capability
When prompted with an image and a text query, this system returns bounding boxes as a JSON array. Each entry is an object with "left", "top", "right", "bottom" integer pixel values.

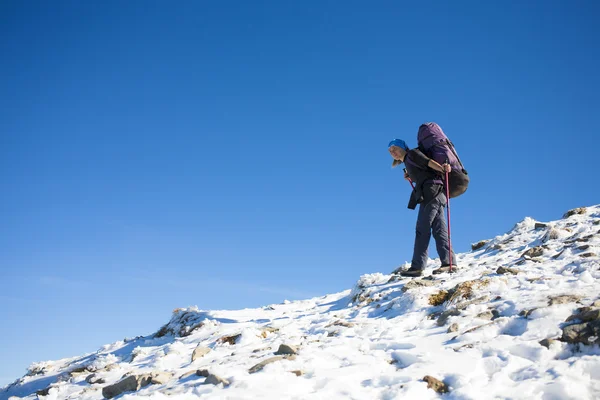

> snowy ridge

[{"left": 2, "top": 206, "right": 600, "bottom": 399}]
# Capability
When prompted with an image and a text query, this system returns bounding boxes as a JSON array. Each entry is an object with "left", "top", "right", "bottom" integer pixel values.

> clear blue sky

[{"left": 1, "top": 0, "right": 599, "bottom": 386}]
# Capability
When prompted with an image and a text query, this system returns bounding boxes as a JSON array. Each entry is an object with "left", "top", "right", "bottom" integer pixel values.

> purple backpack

[{"left": 417, "top": 122, "right": 469, "bottom": 198}]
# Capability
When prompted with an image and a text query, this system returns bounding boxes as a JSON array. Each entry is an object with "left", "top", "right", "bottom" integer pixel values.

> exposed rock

[
  {"left": 429, "top": 290, "right": 450, "bottom": 306},
  {"left": 563, "top": 207, "right": 586, "bottom": 218},
  {"left": 462, "top": 322, "right": 495, "bottom": 335},
  {"left": 534, "top": 223, "right": 548, "bottom": 229},
  {"left": 581, "top": 252, "right": 597, "bottom": 258},
  {"left": 447, "top": 323, "right": 459, "bottom": 333},
  {"left": 423, "top": 375, "right": 449, "bottom": 393},
  {"left": 249, "top": 355, "right": 295, "bottom": 374},
  {"left": 197, "top": 369, "right": 210, "bottom": 377},
  {"left": 36, "top": 387, "right": 52, "bottom": 396},
  {"left": 437, "top": 309, "right": 461, "bottom": 326},
  {"left": 447, "top": 279, "right": 490, "bottom": 305},
  {"left": 331, "top": 320, "right": 355, "bottom": 328},
  {"left": 179, "top": 370, "right": 197, "bottom": 380},
  {"left": 102, "top": 374, "right": 152, "bottom": 399},
  {"left": 549, "top": 295, "right": 581, "bottom": 306},
  {"left": 566, "top": 309, "right": 600, "bottom": 323},
  {"left": 471, "top": 240, "right": 489, "bottom": 251},
  {"left": 151, "top": 372, "right": 173, "bottom": 385},
  {"left": 274, "top": 344, "right": 298, "bottom": 356},
  {"left": 561, "top": 320, "right": 600, "bottom": 345},
  {"left": 260, "top": 327, "right": 279, "bottom": 338},
  {"left": 577, "top": 245, "right": 591, "bottom": 251},
  {"left": 496, "top": 266, "right": 519, "bottom": 275},
  {"left": 252, "top": 347, "right": 272, "bottom": 353},
  {"left": 85, "top": 373, "right": 106, "bottom": 384},
  {"left": 552, "top": 249, "right": 566, "bottom": 259},
  {"left": 205, "top": 374, "right": 230, "bottom": 386},
  {"left": 456, "top": 295, "right": 490, "bottom": 311},
  {"left": 192, "top": 345, "right": 211, "bottom": 361},
  {"left": 104, "top": 364, "right": 119, "bottom": 372},
  {"left": 593, "top": 300, "right": 600, "bottom": 308},
  {"left": 521, "top": 246, "right": 544, "bottom": 258},
  {"left": 290, "top": 370, "right": 304, "bottom": 376},
  {"left": 217, "top": 334, "right": 241, "bottom": 346},
  {"left": 539, "top": 338, "right": 557, "bottom": 348},
  {"left": 401, "top": 279, "right": 435, "bottom": 292},
  {"left": 476, "top": 311, "right": 495, "bottom": 320},
  {"left": 491, "top": 244, "right": 503, "bottom": 251}
]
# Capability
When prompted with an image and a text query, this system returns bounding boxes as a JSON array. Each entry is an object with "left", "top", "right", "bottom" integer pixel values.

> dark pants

[{"left": 411, "top": 184, "right": 455, "bottom": 270}]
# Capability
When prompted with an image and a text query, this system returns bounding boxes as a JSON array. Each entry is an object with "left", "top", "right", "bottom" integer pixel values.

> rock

[
  {"left": 260, "top": 327, "right": 279, "bottom": 338},
  {"left": 577, "top": 245, "right": 591, "bottom": 251},
  {"left": 561, "top": 320, "right": 600, "bottom": 345},
  {"left": 491, "top": 309, "right": 501, "bottom": 319},
  {"left": 429, "top": 290, "right": 450, "bottom": 306},
  {"left": 496, "top": 266, "right": 519, "bottom": 275},
  {"left": 447, "top": 323, "right": 459, "bottom": 333},
  {"left": 581, "top": 252, "right": 597, "bottom": 258},
  {"left": 102, "top": 374, "right": 152, "bottom": 399},
  {"left": 539, "top": 338, "right": 557, "bottom": 348},
  {"left": 331, "top": 320, "right": 355, "bottom": 328},
  {"left": 274, "top": 344, "right": 298, "bottom": 355},
  {"left": 217, "top": 334, "right": 241, "bottom": 345},
  {"left": 179, "top": 370, "right": 197, "bottom": 380},
  {"left": 593, "top": 300, "right": 600, "bottom": 308},
  {"left": 36, "top": 387, "right": 52, "bottom": 396},
  {"left": 437, "top": 309, "right": 461, "bottom": 326},
  {"left": 534, "top": 223, "right": 548, "bottom": 229},
  {"left": 104, "top": 364, "right": 119, "bottom": 372},
  {"left": 423, "top": 375, "right": 449, "bottom": 394},
  {"left": 521, "top": 246, "right": 544, "bottom": 258},
  {"left": 402, "top": 279, "right": 435, "bottom": 292},
  {"left": 151, "top": 371, "right": 173, "bottom": 385},
  {"left": 456, "top": 295, "right": 490, "bottom": 311},
  {"left": 192, "top": 345, "right": 211, "bottom": 361},
  {"left": 549, "top": 295, "right": 581, "bottom": 305},
  {"left": 563, "top": 207, "right": 586, "bottom": 218},
  {"left": 197, "top": 369, "right": 210, "bottom": 377},
  {"left": 471, "top": 240, "right": 489, "bottom": 251},
  {"left": 491, "top": 244, "right": 503, "bottom": 251},
  {"left": 205, "top": 374, "right": 230, "bottom": 386},
  {"left": 476, "top": 311, "right": 495, "bottom": 320},
  {"left": 567, "top": 309, "right": 600, "bottom": 323},
  {"left": 85, "top": 373, "right": 106, "bottom": 384},
  {"left": 290, "top": 370, "right": 304, "bottom": 376},
  {"left": 249, "top": 356, "right": 294, "bottom": 374}
]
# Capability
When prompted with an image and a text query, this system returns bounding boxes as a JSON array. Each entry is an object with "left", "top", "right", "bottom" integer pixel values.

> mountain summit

[{"left": 3, "top": 206, "right": 600, "bottom": 399}]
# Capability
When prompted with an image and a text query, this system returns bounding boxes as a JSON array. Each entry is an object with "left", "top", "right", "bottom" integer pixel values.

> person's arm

[{"left": 428, "top": 159, "right": 451, "bottom": 173}]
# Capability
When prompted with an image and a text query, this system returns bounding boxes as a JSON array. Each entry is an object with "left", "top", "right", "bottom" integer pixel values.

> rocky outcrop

[
  {"left": 102, "top": 374, "right": 152, "bottom": 399},
  {"left": 563, "top": 207, "right": 586, "bottom": 218},
  {"left": 192, "top": 345, "right": 211, "bottom": 361},
  {"left": 423, "top": 375, "right": 449, "bottom": 393}
]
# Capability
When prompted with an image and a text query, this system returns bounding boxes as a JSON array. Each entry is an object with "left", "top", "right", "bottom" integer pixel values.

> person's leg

[
  {"left": 431, "top": 191, "right": 456, "bottom": 266},
  {"left": 410, "top": 185, "right": 440, "bottom": 271}
]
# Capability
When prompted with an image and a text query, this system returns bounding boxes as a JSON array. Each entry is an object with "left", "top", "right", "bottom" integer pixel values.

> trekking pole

[
  {"left": 445, "top": 166, "right": 453, "bottom": 273},
  {"left": 403, "top": 168, "right": 415, "bottom": 190}
]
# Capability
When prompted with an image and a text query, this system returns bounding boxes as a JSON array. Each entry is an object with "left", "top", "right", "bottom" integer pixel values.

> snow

[{"left": 2, "top": 206, "right": 600, "bottom": 399}]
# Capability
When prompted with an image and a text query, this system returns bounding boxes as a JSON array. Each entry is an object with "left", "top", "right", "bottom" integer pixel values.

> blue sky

[{"left": 1, "top": 0, "right": 599, "bottom": 386}]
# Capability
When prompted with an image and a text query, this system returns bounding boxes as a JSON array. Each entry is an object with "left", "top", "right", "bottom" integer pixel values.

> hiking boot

[
  {"left": 432, "top": 265, "right": 459, "bottom": 275},
  {"left": 400, "top": 268, "right": 423, "bottom": 277}
]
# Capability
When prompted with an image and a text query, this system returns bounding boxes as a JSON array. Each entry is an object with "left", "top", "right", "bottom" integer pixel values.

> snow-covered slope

[{"left": 3, "top": 206, "right": 600, "bottom": 400}]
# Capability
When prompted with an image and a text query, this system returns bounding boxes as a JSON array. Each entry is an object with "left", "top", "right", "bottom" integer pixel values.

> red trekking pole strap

[{"left": 445, "top": 169, "right": 453, "bottom": 273}]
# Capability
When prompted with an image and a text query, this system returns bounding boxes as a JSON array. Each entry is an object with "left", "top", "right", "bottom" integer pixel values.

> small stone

[
  {"left": 205, "top": 374, "right": 230, "bottom": 386},
  {"left": 521, "top": 246, "right": 544, "bottom": 258},
  {"left": 423, "top": 375, "right": 449, "bottom": 394},
  {"left": 447, "top": 323, "right": 459, "bottom": 333},
  {"left": 192, "top": 345, "right": 211, "bottom": 361},
  {"left": 496, "top": 266, "right": 519, "bottom": 275},
  {"left": 491, "top": 310, "right": 501, "bottom": 319},
  {"left": 179, "top": 370, "right": 197, "bottom": 380},
  {"left": 290, "top": 370, "right": 303, "bottom": 376},
  {"left": 151, "top": 372, "right": 173, "bottom": 385},
  {"left": 592, "top": 300, "right": 600, "bottom": 308},
  {"left": 402, "top": 279, "right": 435, "bottom": 292},
  {"left": 539, "top": 338, "right": 557, "bottom": 348},
  {"left": 104, "top": 364, "right": 119, "bottom": 372},
  {"left": 581, "top": 252, "right": 597, "bottom": 258},
  {"left": 476, "top": 311, "right": 494, "bottom": 320},
  {"left": 260, "top": 327, "right": 279, "bottom": 338},
  {"left": 491, "top": 244, "right": 503, "bottom": 251},
  {"left": 102, "top": 375, "right": 152, "bottom": 399},
  {"left": 249, "top": 356, "right": 287, "bottom": 374},
  {"left": 437, "top": 309, "right": 461, "bottom": 326},
  {"left": 217, "top": 334, "right": 241, "bottom": 346},
  {"left": 85, "top": 373, "right": 106, "bottom": 385},
  {"left": 549, "top": 295, "right": 581, "bottom": 305},
  {"left": 197, "top": 369, "right": 210, "bottom": 377},
  {"left": 36, "top": 387, "right": 52, "bottom": 396},
  {"left": 535, "top": 223, "right": 548, "bottom": 229},
  {"left": 563, "top": 207, "right": 586, "bottom": 218},
  {"left": 577, "top": 245, "right": 591, "bottom": 251},
  {"left": 471, "top": 240, "right": 489, "bottom": 251},
  {"left": 274, "top": 344, "right": 298, "bottom": 355}
]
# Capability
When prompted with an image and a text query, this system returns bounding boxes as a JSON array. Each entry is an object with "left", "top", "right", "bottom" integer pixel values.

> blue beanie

[{"left": 388, "top": 139, "right": 409, "bottom": 151}]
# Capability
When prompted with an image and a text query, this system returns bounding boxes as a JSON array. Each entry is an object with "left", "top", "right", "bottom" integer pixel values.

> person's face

[{"left": 388, "top": 146, "right": 404, "bottom": 160}]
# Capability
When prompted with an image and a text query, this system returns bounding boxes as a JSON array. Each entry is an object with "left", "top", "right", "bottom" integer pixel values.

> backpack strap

[{"left": 446, "top": 139, "right": 467, "bottom": 172}]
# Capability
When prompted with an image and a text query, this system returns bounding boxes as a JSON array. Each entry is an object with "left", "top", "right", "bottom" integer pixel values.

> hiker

[{"left": 388, "top": 138, "right": 456, "bottom": 277}]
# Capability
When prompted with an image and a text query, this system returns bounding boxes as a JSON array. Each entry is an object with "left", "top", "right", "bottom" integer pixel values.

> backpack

[{"left": 417, "top": 122, "right": 469, "bottom": 198}]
